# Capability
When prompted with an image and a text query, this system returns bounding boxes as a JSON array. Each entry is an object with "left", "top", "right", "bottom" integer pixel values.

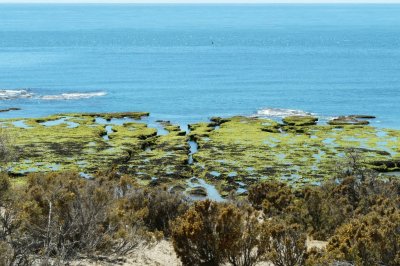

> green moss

[
  {"left": 188, "top": 116, "right": 400, "bottom": 188},
  {"left": 1, "top": 112, "right": 399, "bottom": 194},
  {"left": 282, "top": 116, "right": 318, "bottom": 126}
]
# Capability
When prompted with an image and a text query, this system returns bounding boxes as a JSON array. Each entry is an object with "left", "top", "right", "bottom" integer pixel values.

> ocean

[{"left": 0, "top": 4, "right": 399, "bottom": 128}]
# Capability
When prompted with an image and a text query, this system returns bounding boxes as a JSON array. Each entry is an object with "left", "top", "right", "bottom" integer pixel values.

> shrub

[
  {"left": 171, "top": 200, "right": 269, "bottom": 266},
  {"left": 171, "top": 200, "right": 226, "bottom": 265},
  {"left": 248, "top": 180, "right": 294, "bottom": 217},
  {"left": 0, "top": 129, "right": 16, "bottom": 171},
  {"left": 116, "top": 185, "right": 189, "bottom": 237},
  {"left": 12, "top": 172, "right": 152, "bottom": 261},
  {"left": 263, "top": 219, "right": 307, "bottom": 266},
  {"left": 325, "top": 206, "right": 400, "bottom": 266},
  {"left": 0, "top": 241, "right": 13, "bottom": 266}
]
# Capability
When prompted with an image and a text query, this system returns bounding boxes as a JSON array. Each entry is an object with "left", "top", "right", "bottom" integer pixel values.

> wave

[
  {"left": 255, "top": 108, "right": 312, "bottom": 118},
  {"left": 0, "top": 89, "right": 107, "bottom": 101},
  {"left": 40, "top": 91, "right": 107, "bottom": 100},
  {"left": 0, "top": 89, "right": 34, "bottom": 100}
]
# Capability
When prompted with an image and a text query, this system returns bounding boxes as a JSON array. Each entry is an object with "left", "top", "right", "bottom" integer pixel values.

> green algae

[
  {"left": 1, "top": 112, "right": 400, "bottom": 197},
  {"left": 1, "top": 112, "right": 185, "bottom": 178},
  {"left": 282, "top": 115, "right": 318, "bottom": 126},
  {"left": 188, "top": 116, "right": 400, "bottom": 190}
]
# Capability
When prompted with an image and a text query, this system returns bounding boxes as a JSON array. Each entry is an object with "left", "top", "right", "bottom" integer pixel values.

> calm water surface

[{"left": 0, "top": 4, "right": 399, "bottom": 128}]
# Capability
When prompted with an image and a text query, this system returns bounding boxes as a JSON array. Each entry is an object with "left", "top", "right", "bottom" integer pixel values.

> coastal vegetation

[{"left": 0, "top": 112, "right": 399, "bottom": 265}]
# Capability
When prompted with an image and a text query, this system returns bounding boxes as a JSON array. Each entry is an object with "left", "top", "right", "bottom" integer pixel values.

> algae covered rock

[
  {"left": 328, "top": 116, "right": 369, "bottom": 126},
  {"left": 1, "top": 112, "right": 400, "bottom": 192},
  {"left": 1, "top": 112, "right": 191, "bottom": 181},
  {"left": 282, "top": 116, "right": 318, "bottom": 126},
  {"left": 368, "top": 160, "right": 400, "bottom": 172}
]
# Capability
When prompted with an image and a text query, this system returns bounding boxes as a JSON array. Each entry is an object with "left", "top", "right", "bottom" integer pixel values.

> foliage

[
  {"left": 0, "top": 172, "right": 161, "bottom": 264},
  {"left": 248, "top": 180, "right": 294, "bottom": 217},
  {"left": 114, "top": 182, "right": 189, "bottom": 237},
  {"left": 263, "top": 219, "right": 307, "bottom": 266},
  {"left": 171, "top": 200, "right": 268, "bottom": 266},
  {"left": 325, "top": 203, "right": 400, "bottom": 266},
  {"left": 0, "top": 128, "right": 16, "bottom": 172}
]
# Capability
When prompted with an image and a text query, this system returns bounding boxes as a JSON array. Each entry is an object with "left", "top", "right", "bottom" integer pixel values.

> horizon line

[{"left": 1, "top": 1, "right": 400, "bottom": 4}]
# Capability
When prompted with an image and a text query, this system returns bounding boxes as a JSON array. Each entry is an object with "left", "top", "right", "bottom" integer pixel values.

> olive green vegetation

[
  {"left": 1, "top": 113, "right": 190, "bottom": 183},
  {"left": 1, "top": 113, "right": 399, "bottom": 198},
  {"left": 190, "top": 115, "right": 399, "bottom": 193}
]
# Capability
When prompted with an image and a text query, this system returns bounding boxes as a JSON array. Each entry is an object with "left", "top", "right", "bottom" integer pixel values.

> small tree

[
  {"left": 223, "top": 206, "right": 268, "bottom": 266},
  {"left": 263, "top": 219, "right": 307, "bottom": 266},
  {"left": 171, "top": 200, "right": 224, "bottom": 266},
  {"left": 15, "top": 172, "right": 152, "bottom": 261},
  {"left": 0, "top": 128, "right": 15, "bottom": 171},
  {"left": 171, "top": 200, "right": 269, "bottom": 266}
]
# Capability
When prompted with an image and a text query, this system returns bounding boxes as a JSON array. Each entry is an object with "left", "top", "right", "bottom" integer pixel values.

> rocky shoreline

[{"left": 1, "top": 111, "right": 399, "bottom": 200}]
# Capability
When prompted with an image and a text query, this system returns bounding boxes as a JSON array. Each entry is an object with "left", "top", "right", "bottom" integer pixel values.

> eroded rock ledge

[{"left": 1, "top": 112, "right": 399, "bottom": 198}]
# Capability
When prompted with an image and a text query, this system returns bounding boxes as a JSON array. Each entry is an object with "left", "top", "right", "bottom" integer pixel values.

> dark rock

[
  {"left": 177, "top": 131, "right": 187, "bottom": 136},
  {"left": 210, "top": 117, "right": 230, "bottom": 125},
  {"left": 170, "top": 185, "right": 186, "bottom": 193},
  {"left": 188, "top": 186, "right": 207, "bottom": 197},
  {"left": 149, "top": 178, "right": 159, "bottom": 186},
  {"left": 261, "top": 127, "right": 280, "bottom": 133},
  {"left": 190, "top": 177, "right": 200, "bottom": 184},
  {"left": 368, "top": 160, "right": 400, "bottom": 172},
  {"left": 349, "top": 115, "right": 376, "bottom": 119},
  {"left": 0, "top": 107, "right": 21, "bottom": 113},
  {"left": 328, "top": 116, "right": 369, "bottom": 126},
  {"left": 221, "top": 184, "right": 237, "bottom": 192}
]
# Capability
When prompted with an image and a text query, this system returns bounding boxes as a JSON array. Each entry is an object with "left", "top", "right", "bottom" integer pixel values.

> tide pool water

[{"left": 0, "top": 4, "right": 399, "bottom": 128}]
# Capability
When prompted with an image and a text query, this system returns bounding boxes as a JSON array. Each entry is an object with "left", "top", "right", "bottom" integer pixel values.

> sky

[{"left": 1, "top": 0, "right": 400, "bottom": 3}]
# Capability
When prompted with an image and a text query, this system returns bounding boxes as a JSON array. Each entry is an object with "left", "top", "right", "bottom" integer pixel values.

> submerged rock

[
  {"left": 349, "top": 115, "right": 376, "bottom": 119},
  {"left": 188, "top": 186, "right": 208, "bottom": 197},
  {"left": 0, "top": 107, "right": 21, "bottom": 112}
]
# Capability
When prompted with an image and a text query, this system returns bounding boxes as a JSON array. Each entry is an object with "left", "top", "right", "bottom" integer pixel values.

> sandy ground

[
  {"left": 126, "top": 240, "right": 182, "bottom": 266},
  {"left": 72, "top": 239, "right": 327, "bottom": 266},
  {"left": 71, "top": 240, "right": 181, "bottom": 266},
  {"left": 307, "top": 238, "right": 328, "bottom": 251}
]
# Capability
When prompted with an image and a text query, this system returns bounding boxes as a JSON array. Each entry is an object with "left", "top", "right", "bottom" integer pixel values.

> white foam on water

[
  {"left": 0, "top": 89, "right": 34, "bottom": 100},
  {"left": 41, "top": 91, "right": 107, "bottom": 100},
  {"left": 0, "top": 89, "right": 107, "bottom": 101},
  {"left": 255, "top": 107, "right": 312, "bottom": 118}
]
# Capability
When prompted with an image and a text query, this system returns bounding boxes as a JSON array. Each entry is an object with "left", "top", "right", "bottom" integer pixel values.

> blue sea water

[{"left": 0, "top": 4, "right": 399, "bottom": 128}]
